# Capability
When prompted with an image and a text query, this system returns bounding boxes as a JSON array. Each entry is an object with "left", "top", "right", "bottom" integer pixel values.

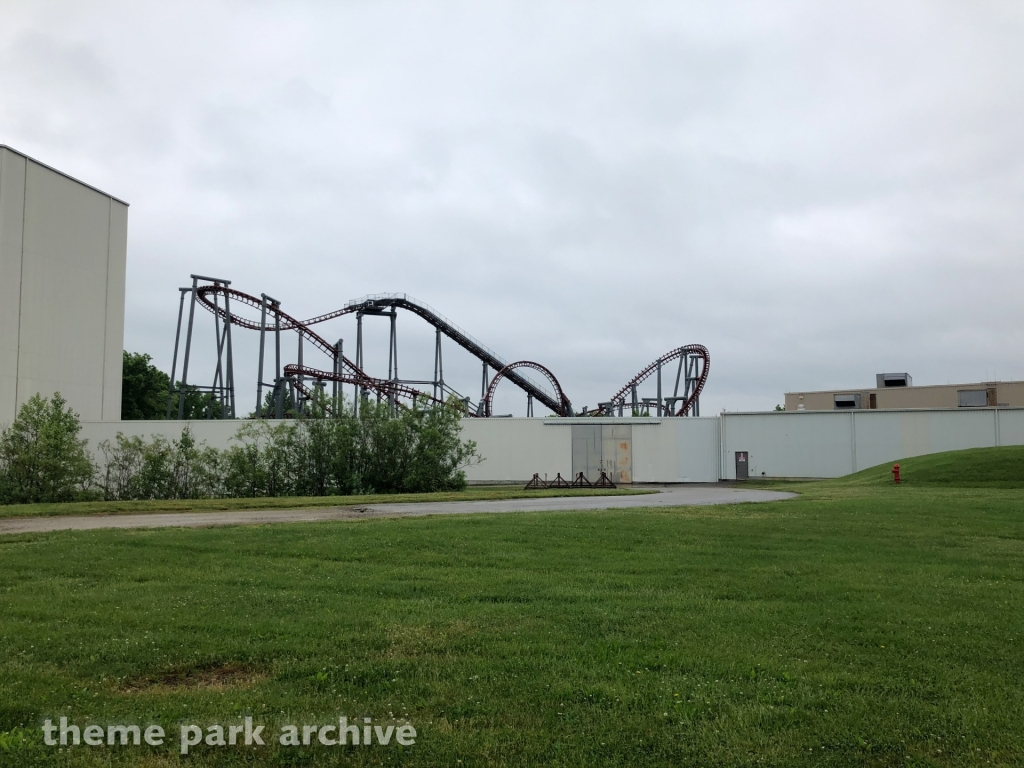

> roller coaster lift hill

[{"left": 165, "top": 275, "right": 709, "bottom": 421}]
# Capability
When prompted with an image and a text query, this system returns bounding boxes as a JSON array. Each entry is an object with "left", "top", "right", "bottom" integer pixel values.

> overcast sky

[{"left": 2, "top": 1, "right": 1023, "bottom": 415}]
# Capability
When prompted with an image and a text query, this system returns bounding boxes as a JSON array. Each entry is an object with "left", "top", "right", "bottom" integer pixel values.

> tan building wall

[
  {"left": 0, "top": 146, "right": 128, "bottom": 426},
  {"left": 785, "top": 381, "right": 1024, "bottom": 412}
]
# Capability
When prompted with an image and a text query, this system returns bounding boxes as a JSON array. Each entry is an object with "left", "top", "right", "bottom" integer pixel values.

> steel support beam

[
  {"left": 166, "top": 287, "right": 188, "bottom": 419},
  {"left": 656, "top": 359, "right": 663, "bottom": 417},
  {"left": 177, "top": 276, "right": 199, "bottom": 420},
  {"left": 355, "top": 313, "right": 363, "bottom": 416},
  {"left": 433, "top": 328, "right": 444, "bottom": 402},
  {"left": 223, "top": 288, "right": 236, "bottom": 418},
  {"left": 296, "top": 333, "right": 304, "bottom": 415}
]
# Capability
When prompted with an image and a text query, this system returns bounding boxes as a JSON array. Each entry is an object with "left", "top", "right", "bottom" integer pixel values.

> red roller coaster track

[
  {"left": 179, "top": 278, "right": 709, "bottom": 418},
  {"left": 598, "top": 344, "right": 710, "bottom": 417},
  {"left": 282, "top": 364, "right": 449, "bottom": 410},
  {"left": 482, "top": 361, "right": 572, "bottom": 417}
]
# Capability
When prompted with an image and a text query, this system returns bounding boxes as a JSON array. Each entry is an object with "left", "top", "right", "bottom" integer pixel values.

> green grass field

[
  {"left": 0, "top": 486, "right": 649, "bottom": 519},
  {"left": 1, "top": 447, "right": 1023, "bottom": 766}
]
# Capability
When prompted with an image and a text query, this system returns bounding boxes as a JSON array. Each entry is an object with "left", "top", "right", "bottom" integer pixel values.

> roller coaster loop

[
  {"left": 597, "top": 344, "right": 710, "bottom": 417},
  {"left": 482, "top": 361, "right": 572, "bottom": 418}
]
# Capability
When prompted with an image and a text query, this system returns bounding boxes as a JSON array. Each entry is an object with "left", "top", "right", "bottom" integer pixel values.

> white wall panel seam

[
  {"left": 100, "top": 198, "right": 111, "bottom": 420},
  {"left": 0, "top": 149, "right": 7, "bottom": 425},
  {"left": 719, "top": 414, "right": 727, "bottom": 480},
  {"left": 14, "top": 156, "right": 27, "bottom": 412},
  {"left": 850, "top": 411, "right": 857, "bottom": 473}
]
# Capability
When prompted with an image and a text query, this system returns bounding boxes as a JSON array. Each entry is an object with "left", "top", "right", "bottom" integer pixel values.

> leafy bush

[
  {"left": 220, "top": 396, "right": 479, "bottom": 497},
  {"left": 356, "top": 397, "right": 479, "bottom": 493},
  {"left": 1, "top": 392, "right": 479, "bottom": 504},
  {"left": 0, "top": 393, "right": 96, "bottom": 504},
  {"left": 96, "top": 428, "right": 225, "bottom": 500}
]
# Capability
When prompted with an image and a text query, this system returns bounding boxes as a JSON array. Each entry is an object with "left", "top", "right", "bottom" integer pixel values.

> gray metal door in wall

[
  {"left": 602, "top": 425, "right": 632, "bottom": 484},
  {"left": 572, "top": 425, "right": 633, "bottom": 484},
  {"left": 571, "top": 425, "right": 602, "bottom": 481},
  {"left": 735, "top": 451, "right": 748, "bottom": 480}
]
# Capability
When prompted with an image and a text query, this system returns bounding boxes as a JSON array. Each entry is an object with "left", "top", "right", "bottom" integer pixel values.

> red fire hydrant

[{"left": 892, "top": 463, "right": 901, "bottom": 484}]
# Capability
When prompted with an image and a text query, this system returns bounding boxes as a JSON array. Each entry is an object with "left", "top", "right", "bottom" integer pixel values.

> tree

[
  {"left": 254, "top": 384, "right": 298, "bottom": 419},
  {"left": 121, "top": 351, "right": 171, "bottom": 419},
  {"left": 123, "top": 351, "right": 227, "bottom": 420},
  {"left": 174, "top": 386, "right": 228, "bottom": 420},
  {"left": 0, "top": 393, "right": 95, "bottom": 504}
]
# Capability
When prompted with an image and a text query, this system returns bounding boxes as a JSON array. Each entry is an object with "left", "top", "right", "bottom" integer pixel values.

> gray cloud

[{"left": 1, "top": 0, "right": 1022, "bottom": 414}]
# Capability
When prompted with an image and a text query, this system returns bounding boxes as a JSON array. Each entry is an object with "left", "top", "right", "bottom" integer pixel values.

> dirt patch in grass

[
  {"left": 386, "top": 620, "right": 478, "bottom": 660},
  {"left": 121, "top": 662, "right": 266, "bottom": 694}
]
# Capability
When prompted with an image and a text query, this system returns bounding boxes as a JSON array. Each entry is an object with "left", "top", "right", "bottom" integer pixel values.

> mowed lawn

[{"left": 2, "top": 450, "right": 1023, "bottom": 766}]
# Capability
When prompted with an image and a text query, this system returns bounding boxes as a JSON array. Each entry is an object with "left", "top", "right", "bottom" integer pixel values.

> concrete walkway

[{"left": 0, "top": 486, "right": 795, "bottom": 535}]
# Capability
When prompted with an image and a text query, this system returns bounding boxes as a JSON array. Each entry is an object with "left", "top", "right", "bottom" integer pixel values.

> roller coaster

[{"left": 165, "top": 275, "right": 709, "bottom": 420}]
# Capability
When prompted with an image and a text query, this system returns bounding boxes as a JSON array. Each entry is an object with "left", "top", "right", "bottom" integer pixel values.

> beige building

[
  {"left": 0, "top": 145, "right": 128, "bottom": 426},
  {"left": 785, "top": 373, "right": 1024, "bottom": 411}
]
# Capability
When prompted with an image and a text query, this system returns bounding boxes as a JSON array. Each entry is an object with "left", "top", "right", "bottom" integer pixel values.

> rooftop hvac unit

[
  {"left": 876, "top": 373, "right": 912, "bottom": 388},
  {"left": 834, "top": 393, "right": 862, "bottom": 409},
  {"left": 958, "top": 388, "right": 997, "bottom": 408}
]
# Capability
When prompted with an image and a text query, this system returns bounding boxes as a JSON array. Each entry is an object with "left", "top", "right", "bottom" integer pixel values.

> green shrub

[
  {"left": 93, "top": 395, "right": 480, "bottom": 501},
  {"left": 0, "top": 393, "right": 96, "bottom": 504},
  {"left": 358, "top": 396, "right": 479, "bottom": 493},
  {"left": 220, "top": 396, "right": 479, "bottom": 497},
  {"left": 1, "top": 391, "right": 479, "bottom": 505},
  {"left": 96, "top": 427, "right": 225, "bottom": 500}
]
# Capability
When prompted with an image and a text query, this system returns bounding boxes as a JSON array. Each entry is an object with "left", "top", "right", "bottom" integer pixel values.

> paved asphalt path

[{"left": 0, "top": 485, "right": 795, "bottom": 535}]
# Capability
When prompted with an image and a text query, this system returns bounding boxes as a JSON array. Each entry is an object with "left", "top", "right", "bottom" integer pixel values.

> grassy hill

[{"left": 832, "top": 445, "right": 1024, "bottom": 488}]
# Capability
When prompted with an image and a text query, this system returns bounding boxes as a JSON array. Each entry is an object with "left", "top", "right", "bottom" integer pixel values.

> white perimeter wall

[
  {"left": 78, "top": 407, "right": 1024, "bottom": 484},
  {"left": 541, "top": 417, "right": 721, "bottom": 483},
  {"left": 718, "top": 408, "right": 1024, "bottom": 479},
  {"left": 461, "top": 417, "right": 722, "bottom": 483},
  {"left": 75, "top": 418, "right": 579, "bottom": 484},
  {"left": 77, "top": 417, "right": 722, "bottom": 484},
  {"left": 79, "top": 419, "right": 247, "bottom": 456},
  {"left": 459, "top": 418, "right": 572, "bottom": 483},
  {"left": 0, "top": 146, "right": 128, "bottom": 427}
]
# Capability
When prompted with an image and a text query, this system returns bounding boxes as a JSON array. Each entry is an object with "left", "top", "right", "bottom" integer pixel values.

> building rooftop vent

[
  {"left": 834, "top": 393, "right": 862, "bottom": 409},
  {"left": 876, "top": 373, "right": 912, "bottom": 388}
]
